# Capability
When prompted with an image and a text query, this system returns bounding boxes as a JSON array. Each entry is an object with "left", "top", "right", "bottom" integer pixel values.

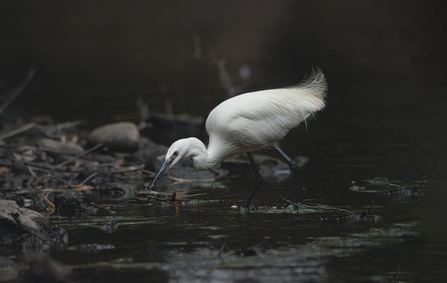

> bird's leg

[
  {"left": 273, "top": 146, "right": 298, "bottom": 211},
  {"left": 242, "top": 152, "right": 263, "bottom": 210}
]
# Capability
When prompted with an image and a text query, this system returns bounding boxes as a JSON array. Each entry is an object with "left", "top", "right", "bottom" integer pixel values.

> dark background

[
  {"left": 0, "top": 0, "right": 446, "bottom": 120},
  {"left": 1, "top": 0, "right": 445, "bottom": 177}
]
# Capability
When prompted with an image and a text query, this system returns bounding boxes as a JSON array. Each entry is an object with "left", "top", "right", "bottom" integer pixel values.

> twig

[
  {"left": 39, "top": 193, "right": 55, "bottom": 208},
  {"left": 56, "top": 142, "right": 103, "bottom": 167},
  {"left": 27, "top": 166, "right": 38, "bottom": 179},
  {"left": 216, "top": 58, "right": 236, "bottom": 97},
  {"left": 211, "top": 53, "right": 236, "bottom": 97},
  {"left": 0, "top": 122, "right": 36, "bottom": 140},
  {"left": 418, "top": 172, "right": 427, "bottom": 190},
  {"left": 34, "top": 120, "right": 82, "bottom": 134},
  {"left": 182, "top": 193, "right": 207, "bottom": 198},
  {"left": 91, "top": 202, "right": 115, "bottom": 214},
  {"left": 218, "top": 242, "right": 227, "bottom": 257},
  {"left": 185, "top": 22, "right": 202, "bottom": 59},
  {"left": 142, "top": 169, "right": 156, "bottom": 177},
  {"left": 392, "top": 263, "right": 402, "bottom": 280},
  {"left": 136, "top": 96, "right": 149, "bottom": 123},
  {"left": 138, "top": 192, "right": 207, "bottom": 204},
  {"left": 167, "top": 176, "right": 214, "bottom": 183},
  {"left": 0, "top": 68, "right": 36, "bottom": 115},
  {"left": 23, "top": 160, "right": 62, "bottom": 171},
  {"left": 80, "top": 172, "right": 97, "bottom": 185},
  {"left": 142, "top": 194, "right": 171, "bottom": 204},
  {"left": 113, "top": 164, "right": 145, "bottom": 173},
  {"left": 58, "top": 184, "right": 93, "bottom": 192},
  {"left": 367, "top": 197, "right": 376, "bottom": 214},
  {"left": 279, "top": 195, "right": 353, "bottom": 214},
  {"left": 165, "top": 100, "right": 174, "bottom": 119},
  {"left": 170, "top": 191, "right": 180, "bottom": 202},
  {"left": 387, "top": 182, "right": 406, "bottom": 190},
  {"left": 32, "top": 175, "right": 71, "bottom": 188}
]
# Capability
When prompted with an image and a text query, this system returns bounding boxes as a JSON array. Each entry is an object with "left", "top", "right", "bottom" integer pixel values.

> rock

[
  {"left": 129, "top": 139, "right": 168, "bottom": 170},
  {"left": 0, "top": 200, "right": 68, "bottom": 251},
  {"left": 37, "top": 138, "right": 84, "bottom": 156},
  {"left": 53, "top": 190, "right": 88, "bottom": 212},
  {"left": 89, "top": 122, "right": 140, "bottom": 152},
  {"left": 98, "top": 182, "right": 138, "bottom": 198}
]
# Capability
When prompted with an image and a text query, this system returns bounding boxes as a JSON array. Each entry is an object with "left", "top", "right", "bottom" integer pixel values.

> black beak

[{"left": 147, "top": 157, "right": 175, "bottom": 191}]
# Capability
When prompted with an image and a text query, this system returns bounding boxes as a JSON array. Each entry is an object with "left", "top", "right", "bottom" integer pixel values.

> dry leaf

[{"left": 0, "top": 167, "right": 9, "bottom": 174}]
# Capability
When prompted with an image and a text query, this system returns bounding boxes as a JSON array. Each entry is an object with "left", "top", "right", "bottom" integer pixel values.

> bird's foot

[{"left": 238, "top": 204, "right": 254, "bottom": 212}]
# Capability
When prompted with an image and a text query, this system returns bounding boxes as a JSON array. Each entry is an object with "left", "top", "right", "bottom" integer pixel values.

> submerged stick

[
  {"left": 279, "top": 195, "right": 353, "bottom": 214},
  {"left": 91, "top": 202, "right": 115, "bottom": 214},
  {"left": 39, "top": 193, "right": 55, "bottom": 208},
  {"left": 27, "top": 166, "right": 38, "bottom": 179}
]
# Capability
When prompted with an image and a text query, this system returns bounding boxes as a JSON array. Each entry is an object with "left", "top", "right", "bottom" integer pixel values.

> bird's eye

[{"left": 173, "top": 151, "right": 179, "bottom": 157}]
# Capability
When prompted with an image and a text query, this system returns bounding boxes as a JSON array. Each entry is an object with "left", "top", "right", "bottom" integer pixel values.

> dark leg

[
  {"left": 242, "top": 152, "right": 263, "bottom": 209},
  {"left": 274, "top": 145, "right": 298, "bottom": 211}
]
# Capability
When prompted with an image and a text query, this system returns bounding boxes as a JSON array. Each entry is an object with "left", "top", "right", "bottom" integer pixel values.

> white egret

[{"left": 147, "top": 68, "right": 327, "bottom": 210}]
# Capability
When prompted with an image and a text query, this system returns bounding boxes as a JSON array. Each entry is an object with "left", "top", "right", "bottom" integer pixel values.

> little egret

[{"left": 147, "top": 68, "right": 327, "bottom": 210}]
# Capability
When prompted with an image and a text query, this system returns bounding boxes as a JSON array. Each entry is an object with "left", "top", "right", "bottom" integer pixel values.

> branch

[
  {"left": 279, "top": 195, "right": 353, "bottom": 214},
  {"left": 0, "top": 122, "right": 36, "bottom": 140},
  {"left": 0, "top": 68, "right": 36, "bottom": 115},
  {"left": 56, "top": 143, "right": 103, "bottom": 167},
  {"left": 32, "top": 175, "right": 71, "bottom": 188}
]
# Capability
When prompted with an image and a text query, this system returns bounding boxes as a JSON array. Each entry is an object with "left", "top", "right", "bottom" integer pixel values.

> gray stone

[
  {"left": 89, "top": 122, "right": 140, "bottom": 152},
  {"left": 0, "top": 200, "right": 68, "bottom": 251},
  {"left": 37, "top": 138, "right": 84, "bottom": 156}
]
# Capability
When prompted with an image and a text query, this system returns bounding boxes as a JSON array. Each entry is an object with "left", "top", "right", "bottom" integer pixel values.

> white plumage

[{"left": 147, "top": 68, "right": 327, "bottom": 210}]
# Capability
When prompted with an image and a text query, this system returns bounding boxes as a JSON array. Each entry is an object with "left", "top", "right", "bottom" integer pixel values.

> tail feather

[{"left": 295, "top": 66, "right": 327, "bottom": 101}]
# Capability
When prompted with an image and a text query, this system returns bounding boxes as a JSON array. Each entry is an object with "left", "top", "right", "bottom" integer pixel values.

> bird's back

[{"left": 205, "top": 68, "right": 327, "bottom": 160}]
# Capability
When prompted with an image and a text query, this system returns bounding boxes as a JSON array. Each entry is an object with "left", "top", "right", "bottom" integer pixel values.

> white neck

[
  {"left": 184, "top": 137, "right": 240, "bottom": 171},
  {"left": 184, "top": 138, "right": 215, "bottom": 170}
]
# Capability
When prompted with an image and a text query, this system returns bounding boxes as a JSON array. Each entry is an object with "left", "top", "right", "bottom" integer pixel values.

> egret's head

[{"left": 147, "top": 138, "right": 196, "bottom": 190}]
